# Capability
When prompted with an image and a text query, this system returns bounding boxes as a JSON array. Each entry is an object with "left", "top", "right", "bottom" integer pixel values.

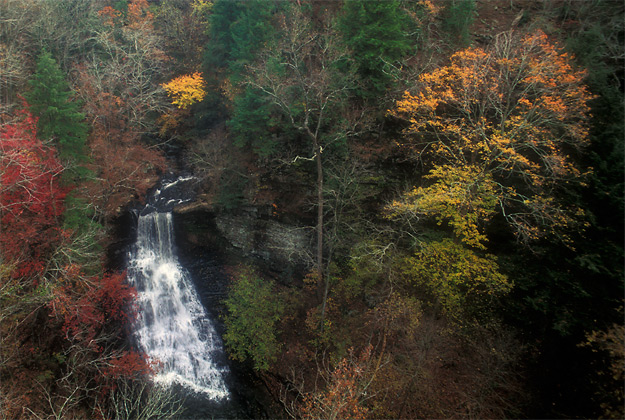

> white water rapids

[{"left": 126, "top": 176, "right": 229, "bottom": 400}]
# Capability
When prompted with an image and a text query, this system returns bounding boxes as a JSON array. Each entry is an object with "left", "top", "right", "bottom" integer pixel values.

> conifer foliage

[
  {"left": 25, "top": 50, "right": 88, "bottom": 173},
  {"left": 339, "top": 0, "right": 412, "bottom": 95}
]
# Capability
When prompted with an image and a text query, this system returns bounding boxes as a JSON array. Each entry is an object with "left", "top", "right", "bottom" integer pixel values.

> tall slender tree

[
  {"left": 245, "top": 7, "right": 357, "bottom": 325},
  {"left": 25, "top": 49, "right": 89, "bottom": 181}
]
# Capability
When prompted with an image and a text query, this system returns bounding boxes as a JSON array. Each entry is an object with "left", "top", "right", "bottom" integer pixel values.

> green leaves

[
  {"left": 223, "top": 266, "right": 284, "bottom": 371},
  {"left": 25, "top": 49, "right": 90, "bottom": 183},
  {"left": 338, "top": 0, "right": 412, "bottom": 96},
  {"left": 402, "top": 239, "right": 511, "bottom": 325},
  {"left": 205, "top": 0, "right": 278, "bottom": 80},
  {"left": 441, "top": 0, "right": 476, "bottom": 47},
  {"left": 228, "top": 86, "right": 278, "bottom": 157}
]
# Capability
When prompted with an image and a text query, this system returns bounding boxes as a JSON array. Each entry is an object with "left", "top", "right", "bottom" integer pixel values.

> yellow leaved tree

[
  {"left": 386, "top": 30, "right": 593, "bottom": 326},
  {"left": 389, "top": 30, "right": 593, "bottom": 247},
  {"left": 387, "top": 165, "right": 499, "bottom": 250},
  {"left": 161, "top": 72, "right": 207, "bottom": 109},
  {"left": 402, "top": 239, "right": 511, "bottom": 323}
]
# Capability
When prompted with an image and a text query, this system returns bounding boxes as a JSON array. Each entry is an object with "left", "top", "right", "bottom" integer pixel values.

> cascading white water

[{"left": 126, "top": 176, "right": 229, "bottom": 400}]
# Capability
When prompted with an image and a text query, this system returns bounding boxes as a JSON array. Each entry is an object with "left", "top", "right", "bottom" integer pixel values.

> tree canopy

[{"left": 0, "top": 1, "right": 622, "bottom": 418}]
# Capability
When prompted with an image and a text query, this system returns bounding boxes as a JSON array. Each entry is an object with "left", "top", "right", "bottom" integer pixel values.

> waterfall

[{"left": 126, "top": 175, "right": 229, "bottom": 400}]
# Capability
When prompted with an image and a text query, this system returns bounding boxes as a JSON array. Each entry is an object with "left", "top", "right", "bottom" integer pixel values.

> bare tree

[
  {"left": 98, "top": 378, "right": 185, "bottom": 420},
  {"left": 245, "top": 7, "right": 359, "bottom": 324}
]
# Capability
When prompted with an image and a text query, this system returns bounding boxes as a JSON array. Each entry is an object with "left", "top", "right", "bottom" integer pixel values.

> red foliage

[
  {"left": 104, "top": 351, "right": 155, "bottom": 381},
  {"left": 49, "top": 270, "right": 137, "bottom": 349},
  {"left": 98, "top": 271, "right": 139, "bottom": 323},
  {"left": 75, "top": 70, "right": 166, "bottom": 217},
  {"left": 0, "top": 104, "right": 67, "bottom": 279},
  {"left": 127, "top": 0, "right": 154, "bottom": 29},
  {"left": 100, "top": 350, "right": 156, "bottom": 394},
  {"left": 98, "top": 6, "right": 123, "bottom": 27},
  {"left": 300, "top": 345, "right": 374, "bottom": 419},
  {"left": 98, "top": 0, "right": 153, "bottom": 29}
]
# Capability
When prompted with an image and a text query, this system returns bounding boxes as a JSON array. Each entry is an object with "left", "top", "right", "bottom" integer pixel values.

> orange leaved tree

[
  {"left": 161, "top": 72, "right": 207, "bottom": 109},
  {"left": 389, "top": 30, "right": 594, "bottom": 247},
  {"left": 294, "top": 345, "right": 378, "bottom": 420}
]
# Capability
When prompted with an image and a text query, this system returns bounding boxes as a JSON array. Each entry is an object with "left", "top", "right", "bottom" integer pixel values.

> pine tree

[
  {"left": 26, "top": 50, "right": 101, "bottom": 267},
  {"left": 339, "top": 0, "right": 412, "bottom": 96},
  {"left": 205, "top": 0, "right": 277, "bottom": 81},
  {"left": 25, "top": 49, "right": 89, "bottom": 182}
]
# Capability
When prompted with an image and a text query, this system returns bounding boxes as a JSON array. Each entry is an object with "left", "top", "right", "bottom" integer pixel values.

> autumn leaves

[
  {"left": 161, "top": 72, "right": 207, "bottom": 110},
  {"left": 385, "top": 30, "right": 593, "bottom": 326},
  {"left": 389, "top": 30, "right": 592, "bottom": 248}
]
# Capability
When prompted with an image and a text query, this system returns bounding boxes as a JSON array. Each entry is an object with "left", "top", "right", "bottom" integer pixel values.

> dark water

[{"left": 174, "top": 231, "right": 270, "bottom": 419}]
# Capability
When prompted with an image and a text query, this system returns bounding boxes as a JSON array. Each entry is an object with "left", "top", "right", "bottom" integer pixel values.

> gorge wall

[{"left": 173, "top": 203, "right": 312, "bottom": 282}]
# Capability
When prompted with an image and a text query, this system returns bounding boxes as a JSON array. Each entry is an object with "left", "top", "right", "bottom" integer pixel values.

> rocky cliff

[{"left": 174, "top": 203, "right": 312, "bottom": 281}]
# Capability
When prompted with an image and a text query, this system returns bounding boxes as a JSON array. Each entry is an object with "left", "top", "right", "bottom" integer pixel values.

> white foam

[
  {"left": 127, "top": 208, "right": 229, "bottom": 400},
  {"left": 160, "top": 175, "right": 195, "bottom": 191}
]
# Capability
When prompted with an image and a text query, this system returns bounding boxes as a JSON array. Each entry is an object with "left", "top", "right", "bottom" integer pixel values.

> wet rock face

[
  {"left": 107, "top": 210, "right": 139, "bottom": 272},
  {"left": 215, "top": 212, "right": 312, "bottom": 268},
  {"left": 174, "top": 205, "right": 312, "bottom": 280}
]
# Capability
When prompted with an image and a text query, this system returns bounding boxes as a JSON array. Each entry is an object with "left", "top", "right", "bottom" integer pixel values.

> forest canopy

[{"left": 0, "top": 0, "right": 623, "bottom": 419}]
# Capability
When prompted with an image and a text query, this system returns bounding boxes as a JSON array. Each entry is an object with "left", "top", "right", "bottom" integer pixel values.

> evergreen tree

[
  {"left": 338, "top": 0, "right": 412, "bottom": 96},
  {"left": 203, "top": 0, "right": 242, "bottom": 71},
  {"left": 205, "top": 0, "right": 278, "bottom": 81},
  {"left": 25, "top": 49, "right": 89, "bottom": 182},
  {"left": 26, "top": 50, "right": 101, "bottom": 268},
  {"left": 228, "top": 85, "right": 277, "bottom": 157},
  {"left": 441, "top": 0, "right": 476, "bottom": 47}
]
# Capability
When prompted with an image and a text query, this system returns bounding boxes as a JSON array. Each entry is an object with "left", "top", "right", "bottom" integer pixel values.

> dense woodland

[{"left": 0, "top": 0, "right": 623, "bottom": 418}]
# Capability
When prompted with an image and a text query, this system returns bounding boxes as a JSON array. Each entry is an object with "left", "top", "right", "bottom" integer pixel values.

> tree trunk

[
  {"left": 314, "top": 141, "right": 330, "bottom": 330},
  {"left": 316, "top": 142, "right": 323, "bottom": 286}
]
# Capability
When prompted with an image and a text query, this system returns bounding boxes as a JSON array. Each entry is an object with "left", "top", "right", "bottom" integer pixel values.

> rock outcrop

[{"left": 174, "top": 203, "right": 312, "bottom": 279}]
